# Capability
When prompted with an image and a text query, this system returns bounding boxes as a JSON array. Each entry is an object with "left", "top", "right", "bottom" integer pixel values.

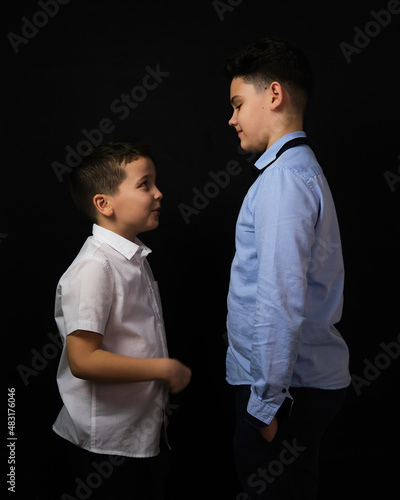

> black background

[{"left": 3, "top": 0, "right": 400, "bottom": 498}]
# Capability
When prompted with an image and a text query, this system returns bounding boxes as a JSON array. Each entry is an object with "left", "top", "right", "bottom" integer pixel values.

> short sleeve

[{"left": 58, "top": 258, "right": 114, "bottom": 337}]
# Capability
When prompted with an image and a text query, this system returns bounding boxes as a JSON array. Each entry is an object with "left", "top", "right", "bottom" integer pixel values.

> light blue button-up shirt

[{"left": 226, "top": 131, "right": 351, "bottom": 426}]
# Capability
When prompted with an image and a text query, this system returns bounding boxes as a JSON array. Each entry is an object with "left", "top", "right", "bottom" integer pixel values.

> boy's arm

[
  {"left": 248, "top": 166, "right": 319, "bottom": 427},
  {"left": 66, "top": 330, "right": 191, "bottom": 394}
]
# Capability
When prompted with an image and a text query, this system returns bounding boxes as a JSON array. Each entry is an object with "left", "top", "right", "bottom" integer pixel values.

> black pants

[
  {"left": 53, "top": 435, "right": 172, "bottom": 500},
  {"left": 233, "top": 385, "right": 347, "bottom": 500}
]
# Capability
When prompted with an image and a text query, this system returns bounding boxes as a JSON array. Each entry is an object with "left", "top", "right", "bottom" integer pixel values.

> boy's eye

[
  {"left": 235, "top": 104, "right": 242, "bottom": 110},
  {"left": 139, "top": 181, "right": 148, "bottom": 188}
]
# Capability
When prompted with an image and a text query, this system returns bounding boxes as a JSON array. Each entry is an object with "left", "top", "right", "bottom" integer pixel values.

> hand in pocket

[{"left": 259, "top": 416, "right": 278, "bottom": 442}]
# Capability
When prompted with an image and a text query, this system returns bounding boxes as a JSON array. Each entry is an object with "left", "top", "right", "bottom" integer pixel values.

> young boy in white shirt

[{"left": 52, "top": 141, "right": 191, "bottom": 499}]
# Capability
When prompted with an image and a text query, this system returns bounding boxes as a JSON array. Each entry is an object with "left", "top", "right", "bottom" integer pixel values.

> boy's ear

[
  {"left": 93, "top": 194, "right": 113, "bottom": 217},
  {"left": 269, "top": 81, "right": 283, "bottom": 110}
]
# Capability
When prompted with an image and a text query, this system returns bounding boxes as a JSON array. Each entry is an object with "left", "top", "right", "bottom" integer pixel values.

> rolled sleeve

[{"left": 247, "top": 165, "right": 319, "bottom": 425}]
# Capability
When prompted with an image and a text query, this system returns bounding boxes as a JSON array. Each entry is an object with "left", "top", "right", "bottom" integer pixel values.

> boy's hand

[
  {"left": 259, "top": 416, "right": 278, "bottom": 442},
  {"left": 165, "top": 359, "right": 192, "bottom": 394}
]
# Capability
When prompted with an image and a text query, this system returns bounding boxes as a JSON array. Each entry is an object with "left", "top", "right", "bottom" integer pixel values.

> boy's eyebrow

[
  {"left": 230, "top": 95, "right": 242, "bottom": 106},
  {"left": 136, "top": 174, "right": 152, "bottom": 183}
]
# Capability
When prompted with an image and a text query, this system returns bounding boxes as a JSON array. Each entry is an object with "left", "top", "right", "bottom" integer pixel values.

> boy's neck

[
  {"left": 266, "top": 116, "right": 304, "bottom": 151},
  {"left": 96, "top": 220, "right": 138, "bottom": 242}
]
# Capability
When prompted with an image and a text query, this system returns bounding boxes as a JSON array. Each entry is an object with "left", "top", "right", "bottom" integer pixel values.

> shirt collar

[
  {"left": 254, "top": 131, "right": 307, "bottom": 171},
  {"left": 92, "top": 224, "right": 152, "bottom": 261}
]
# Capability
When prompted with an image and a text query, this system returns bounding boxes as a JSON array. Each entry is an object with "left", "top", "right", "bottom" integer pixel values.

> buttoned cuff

[{"left": 246, "top": 388, "right": 293, "bottom": 427}]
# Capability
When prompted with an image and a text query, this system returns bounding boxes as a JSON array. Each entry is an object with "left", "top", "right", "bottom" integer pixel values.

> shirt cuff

[{"left": 246, "top": 388, "right": 292, "bottom": 427}]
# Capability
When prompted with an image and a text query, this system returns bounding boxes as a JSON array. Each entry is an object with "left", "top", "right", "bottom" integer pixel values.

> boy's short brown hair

[
  {"left": 225, "top": 36, "right": 313, "bottom": 114},
  {"left": 69, "top": 141, "right": 151, "bottom": 222}
]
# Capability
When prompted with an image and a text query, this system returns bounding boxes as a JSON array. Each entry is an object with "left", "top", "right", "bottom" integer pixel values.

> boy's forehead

[
  {"left": 230, "top": 76, "right": 245, "bottom": 95},
  {"left": 125, "top": 156, "right": 156, "bottom": 176},
  {"left": 230, "top": 77, "right": 258, "bottom": 101}
]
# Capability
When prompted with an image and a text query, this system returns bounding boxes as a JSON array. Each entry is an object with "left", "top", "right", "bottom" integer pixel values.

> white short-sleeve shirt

[{"left": 52, "top": 224, "right": 169, "bottom": 458}]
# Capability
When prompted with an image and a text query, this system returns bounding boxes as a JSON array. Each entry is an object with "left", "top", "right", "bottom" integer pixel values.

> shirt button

[{"left": 282, "top": 388, "right": 287, "bottom": 393}]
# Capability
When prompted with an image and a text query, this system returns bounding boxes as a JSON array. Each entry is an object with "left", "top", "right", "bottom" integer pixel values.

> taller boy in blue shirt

[{"left": 225, "top": 37, "right": 350, "bottom": 499}]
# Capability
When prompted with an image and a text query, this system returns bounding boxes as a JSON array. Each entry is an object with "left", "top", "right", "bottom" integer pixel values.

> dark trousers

[
  {"left": 233, "top": 385, "right": 347, "bottom": 500},
  {"left": 53, "top": 434, "right": 172, "bottom": 500}
]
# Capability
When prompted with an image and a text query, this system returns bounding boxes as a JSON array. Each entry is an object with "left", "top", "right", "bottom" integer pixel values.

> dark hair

[
  {"left": 69, "top": 141, "right": 151, "bottom": 222},
  {"left": 225, "top": 36, "right": 313, "bottom": 113}
]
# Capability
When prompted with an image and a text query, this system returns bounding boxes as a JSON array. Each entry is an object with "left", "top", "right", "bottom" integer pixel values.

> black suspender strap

[{"left": 257, "top": 137, "right": 309, "bottom": 176}]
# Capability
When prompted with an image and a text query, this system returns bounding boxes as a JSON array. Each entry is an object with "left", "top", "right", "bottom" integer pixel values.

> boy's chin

[{"left": 240, "top": 142, "right": 264, "bottom": 154}]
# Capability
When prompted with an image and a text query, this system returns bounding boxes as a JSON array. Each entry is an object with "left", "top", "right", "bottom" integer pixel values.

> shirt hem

[
  {"left": 226, "top": 378, "right": 251, "bottom": 386},
  {"left": 52, "top": 427, "right": 160, "bottom": 459},
  {"left": 289, "top": 380, "right": 351, "bottom": 390},
  {"left": 226, "top": 377, "right": 352, "bottom": 391}
]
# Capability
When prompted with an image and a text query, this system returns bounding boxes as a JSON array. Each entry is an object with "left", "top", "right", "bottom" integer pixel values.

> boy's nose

[
  {"left": 228, "top": 111, "right": 237, "bottom": 127},
  {"left": 155, "top": 187, "right": 163, "bottom": 200}
]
